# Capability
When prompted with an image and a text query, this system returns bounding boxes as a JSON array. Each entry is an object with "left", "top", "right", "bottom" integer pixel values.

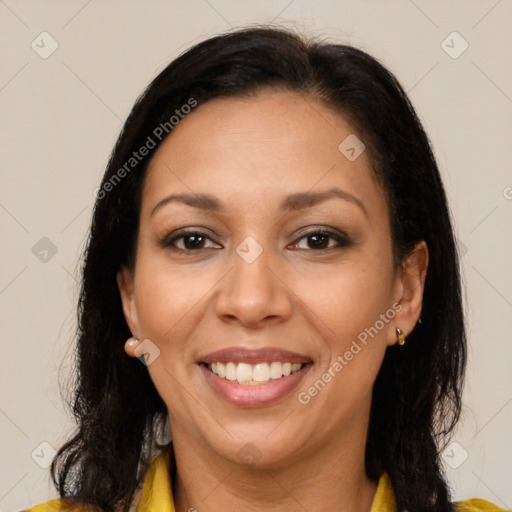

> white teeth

[
  {"left": 236, "top": 363, "right": 253, "bottom": 383},
  {"left": 208, "top": 361, "right": 304, "bottom": 385},
  {"left": 225, "top": 362, "right": 237, "bottom": 381},
  {"left": 253, "top": 363, "right": 270, "bottom": 382},
  {"left": 269, "top": 361, "right": 283, "bottom": 379}
]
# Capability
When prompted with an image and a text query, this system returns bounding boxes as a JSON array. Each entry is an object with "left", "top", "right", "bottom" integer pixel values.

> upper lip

[{"left": 199, "top": 347, "right": 312, "bottom": 364}]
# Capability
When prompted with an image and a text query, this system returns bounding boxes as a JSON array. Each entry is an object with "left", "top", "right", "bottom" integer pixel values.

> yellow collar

[
  {"left": 137, "top": 450, "right": 396, "bottom": 511},
  {"left": 29, "top": 451, "right": 502, "bottom": 511}
]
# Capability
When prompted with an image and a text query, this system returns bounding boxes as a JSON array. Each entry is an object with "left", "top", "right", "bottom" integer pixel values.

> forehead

[{"left": 142, "top": 90, "right": 385, "bottom": 218}]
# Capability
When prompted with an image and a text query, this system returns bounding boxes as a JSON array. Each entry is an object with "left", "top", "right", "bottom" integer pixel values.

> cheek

[
  {"left": 306, "top": 254, "right": 394, "bottom": 345},
  {"left": 296, "top": 259, "right": 395, "bottom": 425},
  {"left": 131, "top": 254, "right": 214, "bottom": 411},
  {"left": 132, "top": 248, "right": 212, "bottom": 344}
]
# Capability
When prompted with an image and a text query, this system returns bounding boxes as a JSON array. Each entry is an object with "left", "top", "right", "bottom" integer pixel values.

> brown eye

[
  {"left": 160, "top": 229, "right": 222, "bottom": 252},
  {"left": 290, "top": 228, "right": 352, "bottom": 251},
  {"left": 306, "top": 233, "right": 331, "bottom": 249},
  {"left": 181, "top": 234, "right": 206, "bottom": 250}
]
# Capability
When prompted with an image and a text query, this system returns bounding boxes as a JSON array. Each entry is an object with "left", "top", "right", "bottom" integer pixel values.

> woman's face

[{"left": 118, "top": 89, "right": 424, "bottom": 469}]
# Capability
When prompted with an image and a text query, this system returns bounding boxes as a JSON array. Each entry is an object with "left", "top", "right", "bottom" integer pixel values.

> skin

[{"left": 117, "top": 89, "right": 428, "bottom": 512}]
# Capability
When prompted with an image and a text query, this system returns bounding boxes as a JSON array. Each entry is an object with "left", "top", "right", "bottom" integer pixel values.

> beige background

[{"left": 1, "top": 1, "right": 511, "bottom": 510}]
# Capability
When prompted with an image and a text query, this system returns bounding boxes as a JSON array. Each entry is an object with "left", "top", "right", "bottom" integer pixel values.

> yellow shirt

[{"left": 24, "top": 450, "right": 506, "bottom": 512}]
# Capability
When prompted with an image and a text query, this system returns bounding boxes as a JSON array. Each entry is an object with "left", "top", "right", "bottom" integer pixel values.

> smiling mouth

[{"left": 205, "top": 361, "right": 307, "bottom": 385}]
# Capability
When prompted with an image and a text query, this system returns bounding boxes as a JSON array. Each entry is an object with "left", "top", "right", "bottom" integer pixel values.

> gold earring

[
  {"left": 125, "top": 336, "right": 140, "bottom": 354},
  {"left": 396, "top": 328, "right": 406, "bottom": 346}
]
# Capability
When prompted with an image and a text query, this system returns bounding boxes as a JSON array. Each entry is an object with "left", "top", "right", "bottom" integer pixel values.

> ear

[
  {"left": 116, "top": 265, "right": 140, "bottom": 338},
  {"left": 388, "top": 240, "right": 429, "bottom": 346}
]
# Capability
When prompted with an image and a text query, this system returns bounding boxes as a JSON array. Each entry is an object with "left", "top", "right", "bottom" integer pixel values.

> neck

[{"left": 170, "top": 423, "right": 377, "bottom": 512}]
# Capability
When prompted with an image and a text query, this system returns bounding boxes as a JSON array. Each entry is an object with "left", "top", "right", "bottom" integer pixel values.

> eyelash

[{"left": 159, "top": 227, "right": 352, "bottom": 253}]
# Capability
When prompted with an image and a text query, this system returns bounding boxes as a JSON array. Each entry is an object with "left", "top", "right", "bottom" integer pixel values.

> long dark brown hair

[{"left": 51, "top": 26, "right": 466, "bottom": 512}]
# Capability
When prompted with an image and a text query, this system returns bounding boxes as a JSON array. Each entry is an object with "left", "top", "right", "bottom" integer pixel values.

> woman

[{"left": 25, "top": 27, "right": 505, "bottom": 512}]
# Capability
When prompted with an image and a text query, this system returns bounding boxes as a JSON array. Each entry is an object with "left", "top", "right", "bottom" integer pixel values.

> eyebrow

[{"left": 150, "top": 187, "right": 367, "bottom": 217}]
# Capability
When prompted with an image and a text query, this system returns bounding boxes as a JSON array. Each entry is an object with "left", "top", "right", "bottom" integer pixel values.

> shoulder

[
  {"left": 21, "top": 498, "right": 98, "bottom": 511},
  {"left": 23, "top": 452, "right": 157, "bottom": 511},
  {"left": 374, "top": 473, "right": 507, "bottom": 512},
  {"left": 454, "top": 498, "right": 509, "bottom": 511}
]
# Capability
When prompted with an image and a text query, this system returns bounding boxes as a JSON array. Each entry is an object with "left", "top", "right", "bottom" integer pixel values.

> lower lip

[{"left": 200, "top": 364, "right": 311, "bottom": 408}]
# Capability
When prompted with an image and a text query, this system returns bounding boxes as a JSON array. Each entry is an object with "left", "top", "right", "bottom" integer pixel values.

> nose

[{"left": 215, "top": 246, "right": 293, "bottom": 329}]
